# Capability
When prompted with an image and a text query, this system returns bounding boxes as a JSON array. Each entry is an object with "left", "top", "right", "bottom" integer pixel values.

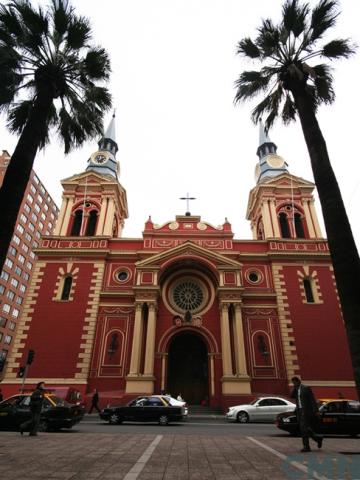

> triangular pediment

[
  {"left": 259, "top": 172, "right": 315, "bottom": 188},
  {"left": 136, "top": 240, "right": 241, "bottom": 269},
  {"left": 61, "top": 171, "right": 118, "bottom": 186}
]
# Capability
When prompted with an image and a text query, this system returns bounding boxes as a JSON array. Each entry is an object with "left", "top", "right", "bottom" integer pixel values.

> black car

[
  {"left": 276, "top": 399, "right": 360, "bottom": 437},
  {"left": 0, "top": 394, "right": 85, "bottom": 431},
  {"left": 100, "top": 395, "right": 185, "bottom": 425}
]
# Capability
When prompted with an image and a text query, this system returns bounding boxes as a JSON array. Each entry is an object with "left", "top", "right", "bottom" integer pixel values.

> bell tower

[
  {"left": 246, "top": 123, "right": 323, "bottom": 240},
  {"left": 53, "top": 113, "right": 128, "bottom": 238}
]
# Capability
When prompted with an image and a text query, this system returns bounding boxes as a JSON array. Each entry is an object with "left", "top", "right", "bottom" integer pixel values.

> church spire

[
  {"left": 87, "top": 111, "right": 120, "bottom": 178},
  {"left": 255, "top": 120, "right": 288, "bottom": 183}
]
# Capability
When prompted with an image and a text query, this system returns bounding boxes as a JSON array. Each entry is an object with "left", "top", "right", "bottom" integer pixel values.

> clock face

[
  {"left": 266, "top": 154, "right": 285, "bottom": 169},
  {"left": 93, "top": 153, "right": 107, "bottom": 165}
]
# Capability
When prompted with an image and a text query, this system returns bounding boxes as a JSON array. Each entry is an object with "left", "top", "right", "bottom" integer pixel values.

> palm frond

[
  {"left": 7, "top": 99, "right": 33, "bottom": 133},
  {"left": 282, "top": 0, "right": 309, "bottom": 37},
  {"left": 251, "top": 84, "right": 283, "bottom": 123},
  {"left": 52, "top": 0, "right": 70, "bottom": 37},
  {"left": 256, "top": 19, "right": 281, "bottom": 57},
  {"left": 236, "top": 37, "right": 260, "bottom": 58},
  {"left": 310, "top": 0, "right": 338, "bottom": 42},
  {"left": 13, "top": 1, "right": 48, "bottom": 37},
  {"left": 66, "top": 15, "right": 91, "bottom": 50},
  {"left": 281, "top": 93, "right": 297, "bottom": 123},
  {"left": 234, "top": 70, "right": 271, "bottom": 103},
  {"left": 84, "top": 86, "right": 112, "bottom": 110},
  {"left": 0, "top": 4, "right": 24, "bottom": 37},
  {"left": 322, "top": 39, "right": 355, "bottom": 59},
  {"left": 84, "top": 47, "right": 111, "bottom": 80}
]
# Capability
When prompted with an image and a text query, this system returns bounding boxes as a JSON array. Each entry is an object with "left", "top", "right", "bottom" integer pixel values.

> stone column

[
  {"left": 261, "top": 200, "right": 274, "bottom": 238},
  {"left": 210, "top": 354, "right": 215, "bottom": 396},
  {"left": 53, "top": 196, "right": 68, "bottom": 235},
  {"left": 128, "top": 303, "right": 143, "bottom": 375},
  {"left": 144, "top": 303, "right": 157, "bottom": 375},
  {"left": 269, "top": 200, "right": 281, "bottom": 237},
  {"left": 96, "top": 197, "right": 108, "bottom": 235},
  {"left": 59, "top": 197, "right": 74, "bottom": 235},
  {"left": 220, "top": 303, "right": 232, "bottom": 376},
  {"left": 309, "top": 200, "right": 323, "bottom": 237},
  {"left": 233, "top": 304, "right": 248, "bottom": 375},
  {"left": 103, "top": 197, "right": 115, "bottom": 236}
]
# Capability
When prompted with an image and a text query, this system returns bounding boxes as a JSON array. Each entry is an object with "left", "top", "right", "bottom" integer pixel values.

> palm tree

[
  {"left": 0, "top": 0, "right": 111, "bottom": 271},
  {"left": 235, "top": 0, "right": 360, "bottom": 398}
]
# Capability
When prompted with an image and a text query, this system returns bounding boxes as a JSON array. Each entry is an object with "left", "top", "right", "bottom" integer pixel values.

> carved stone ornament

[
  {"left": 197, "top": 222, "right": 207, "bottom": 230},
  {"left": 173, "top": 314, "right": 203, "bottom": 327},
  {"left": 169, "top": 221, "right": 179, "bottom": 230}
]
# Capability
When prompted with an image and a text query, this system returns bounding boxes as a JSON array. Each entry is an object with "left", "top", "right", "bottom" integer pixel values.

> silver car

[{"left": 226, "top": 396, "right": 296, "bottom": 423}]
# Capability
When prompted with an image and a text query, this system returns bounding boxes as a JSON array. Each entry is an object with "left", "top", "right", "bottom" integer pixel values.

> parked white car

[
  {"left": 154, "top": 395, "right": 189, "bottom": 417},
  {"left": 226, "top": 396, "right": 296, "bottom": 423}
]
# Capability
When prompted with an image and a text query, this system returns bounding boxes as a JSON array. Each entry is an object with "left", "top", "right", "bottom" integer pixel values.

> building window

[
  {"left": 8, "top": 246, "right": 17, "bottom": 256},
  {"left": 12, "top": 308, "right": 19, "bottom": 318},
  {"left": 2, "top": 304, "right": 11, "bottom": 313},
  {"left": 37, "top": 194, "right": 43, "bottom": 204},
  {"left": 35, "top": 231, "right": 41, "bottom": 239},
  {"left": 294, "top": 213, "right": 305, "bottom": 238},
  {"left": 28, "top": 222, "right": 35, "bottom": 231},
  {"left": 41, "top": 212, "right": 46, "bottom": 221},
  {"left": 34, "top": 203, "right": 40, "bottom": 213},
  {"left": 30, "top": 184, "right": 36, "bottom": 194},
  {"left": 40, "top": 185, "right": 45, "bottom": 195},
  {"left": 19, "top": 284, "right": 26, "bottom": 293},
  {"left": 16, "top": 296, "right": 23, "bottom": 305},
  {"left": 5, "top": 258, "right": 13, "bottom": 269},
  {"left": 10, "top": 278, "right": 19, "bottom": 288},
  {"left": 23, "top": 272, "right": 30, "bottom": 281},
  {"left": 44, "top": 203, "right": 49, "bottom": 211},
  {"left": 20, "top": 213, "right": 28, "bottom": 224},
  {"left": 22, "top": 243, "right": 29, "bottom": 253},
  {"left": 303, "top": 278, "right": 315, "bottom": 303},
  {"left": 0, "top": 285, "right": 5, "bottom": 294},
  {"left": 13, "top": 234, "right": 21, "bottom": 245},
  {"left": 27, "top": 193, "right": 33, "bottom": 203},
  {"left": 0, "top": 317, "right": 6, "bottom": 327},
  {"left": 85, "top": 210, "right": 98, "bottom": 236},
  {"left": 71, "top": 210, "right": 83, "bottom": 236},
  {"left": 24, "top": 203, "right": 31, "bottom": 213},
  {"left": 33, "top": 174, "right": 39, "bottom": 184},
  {"left": 18, "top": 254, "right": 25, "bottom": 264},
  {"left": 61, "top": 276, "right": 73, "bottom": 301},
  {"left": 8, "top": 321, "right": 16, "bottom": 330},
  {"left": 14, "top": 266, "right": 22, "bottom": 276},
  {"left": 279, "top": 212, "right": 291, "bottom": 238},
  {"left": 26, "top": 261, "right": 33, "bottom": 271},
  {"left": 6, "top": 290, "right": 15, "bottom": 301},
  {"left": 31, "top": 212, "right": 38, "bottom": 222},
  {"left": 1, "top": 271, "right": 10, "bottom": 281},
  {"left": 4, "top": 335, "right": 12, "bottom": 344},
  {"left": 16, "top": 224, "right": 24, "bottom": 234},
  {"left": 25, "top": 232, "right": 32, "bottom": 243},
  {"left": 39, "top": 221, "right": 44, "bottom": 230}
]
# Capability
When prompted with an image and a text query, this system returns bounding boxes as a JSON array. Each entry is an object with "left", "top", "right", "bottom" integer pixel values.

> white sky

[{"left": 1, "top": 0, "right": 359, "bottom": 246}]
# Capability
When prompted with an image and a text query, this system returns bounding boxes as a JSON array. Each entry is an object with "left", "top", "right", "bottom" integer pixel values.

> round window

[
  {"left": 246, "top": 269, "right": 263, "bottom": 284},
  {"left": 117, "top": 270, "right": 129, "bottom": 282},
  {"left": 172, "top": 280, "right": 204, "bottom": 312}
]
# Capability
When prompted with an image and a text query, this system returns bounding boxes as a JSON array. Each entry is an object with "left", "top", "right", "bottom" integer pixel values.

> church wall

[{"left": 282, "top": 263, "right": 353, "bottom": 393}]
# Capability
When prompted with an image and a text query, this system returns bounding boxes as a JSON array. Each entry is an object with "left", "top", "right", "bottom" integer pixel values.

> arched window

[
  {"left": 61, "top": 276, "right": 73, "bottom": 301},
  {"left": 303, "top": 278, "right": 314, "bottom": 303},
  {"left": 279, "top": 212, "right": 290, "bottom": 238},
  {"left": 71, "top": 210, "right": 83, "bottom": 236},
  {"left": 294, "top": 213, "right": 305, "bottom": 238},
  {"left": 85, "top": 210, "right": 98, "bottom": 236}
]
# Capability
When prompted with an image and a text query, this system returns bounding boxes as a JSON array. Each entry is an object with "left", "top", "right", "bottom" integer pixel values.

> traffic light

[
  {"left": 18, "top": 366, "right": 25, "bottom": 378},
  {"left": 26, "top": 349, "right": 35, "bottom": 365}
]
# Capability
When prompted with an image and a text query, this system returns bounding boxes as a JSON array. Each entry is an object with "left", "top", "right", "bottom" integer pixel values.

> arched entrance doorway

[{"left": 167, "top": 332, "right": 208, "bottom": 405}]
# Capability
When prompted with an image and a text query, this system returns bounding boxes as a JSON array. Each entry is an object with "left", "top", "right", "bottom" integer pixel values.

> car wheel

[
  {"left": 109, "top": 413, "right": 122, "bottom": 425},
  {"left": 236, "top": 411, "right": 249, "bottom": 423},
  {"left": 158, "top": 415, "right": 169, "bottom": 426}
]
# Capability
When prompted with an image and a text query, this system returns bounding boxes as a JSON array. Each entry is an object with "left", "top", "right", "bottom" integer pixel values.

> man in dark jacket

[
  {"left": 291, "top": 376, "right": 323, "bottom": 452},
  {"left": 89, "top": 389, "right": 100, "bottom": 414},
  {"left": 20, "top": 381, "right": 45, "bottom": 436}
]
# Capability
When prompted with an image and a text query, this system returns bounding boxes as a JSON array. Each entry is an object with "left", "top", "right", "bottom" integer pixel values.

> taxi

[
  {"left": 276, "top": 398, "right": 360, "bottom": 436},
  {"left": 0, "top": 393, "right": 85, "bottom": 431}
]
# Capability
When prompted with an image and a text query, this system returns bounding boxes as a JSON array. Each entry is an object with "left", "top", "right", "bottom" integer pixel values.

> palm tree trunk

[
  {"left": 0, "top": 91, "right": 53, "bottom": 273},
  {"left": 293, "top": 90, "right": 360, "bottom": 400}
]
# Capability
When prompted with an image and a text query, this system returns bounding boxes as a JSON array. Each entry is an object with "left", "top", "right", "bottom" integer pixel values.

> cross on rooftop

[{"left": 180, "top": 192, "right": 196, "bottom": 216}]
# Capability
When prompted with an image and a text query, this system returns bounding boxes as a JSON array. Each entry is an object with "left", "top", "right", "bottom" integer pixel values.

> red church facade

[{"left": 1, "top": 118, "right": 355, "bottom": 409}]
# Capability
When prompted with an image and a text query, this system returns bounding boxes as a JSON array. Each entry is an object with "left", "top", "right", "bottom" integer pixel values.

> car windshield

[{"left": 250, "top": 399, "right": 259, "bottom": 405}]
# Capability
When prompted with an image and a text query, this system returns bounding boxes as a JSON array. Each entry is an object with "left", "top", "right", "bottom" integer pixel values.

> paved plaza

[{"left": 1, "top": 431, "right": 360, "bottom": 479}]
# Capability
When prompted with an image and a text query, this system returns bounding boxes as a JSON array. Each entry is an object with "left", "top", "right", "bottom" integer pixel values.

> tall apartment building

[{"left": 0, "top": 150, "right": 59, "bottom": 376}]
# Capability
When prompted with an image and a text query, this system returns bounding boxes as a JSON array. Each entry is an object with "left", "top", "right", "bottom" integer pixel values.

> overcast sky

[{"left": 1, "top": 0, "right": 359, "bottom": 246}]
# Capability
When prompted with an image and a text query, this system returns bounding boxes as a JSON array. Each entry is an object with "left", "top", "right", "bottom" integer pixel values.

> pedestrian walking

[
  {"left": 89, "top": 389, "right": 101, "bottom": 413},
  {"left": 291, "top": 376, "right": 323, "bottom": 452},
  {"left": 20, "top": 381, "right": 45, "bottom": 436}
]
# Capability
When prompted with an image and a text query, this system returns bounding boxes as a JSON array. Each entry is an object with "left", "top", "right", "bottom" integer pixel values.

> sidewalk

[{"left": 0, "top": 431, "right": 359, "bottom": 479}]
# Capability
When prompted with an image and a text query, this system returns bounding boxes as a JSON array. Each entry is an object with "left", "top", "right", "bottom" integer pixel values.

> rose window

[{"left": 172, "top": 281, "right": 204, "bottom": 311}]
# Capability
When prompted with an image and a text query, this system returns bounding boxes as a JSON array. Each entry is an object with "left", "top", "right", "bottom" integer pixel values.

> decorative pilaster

[
  {"left": 59, "top": 197, "right": 74, "bottom": 235},
  {"left": 144, "top": 303, "right": 157, "bottom": 376},
  {"left": 128, "top": 303, "right": 143, "bottom": 375},
  {"left": 233, "top": 304, "right": 249, "bottom": 376},
  {"left": 220, "top": 303, "right": 232, "bottom": 376}
]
